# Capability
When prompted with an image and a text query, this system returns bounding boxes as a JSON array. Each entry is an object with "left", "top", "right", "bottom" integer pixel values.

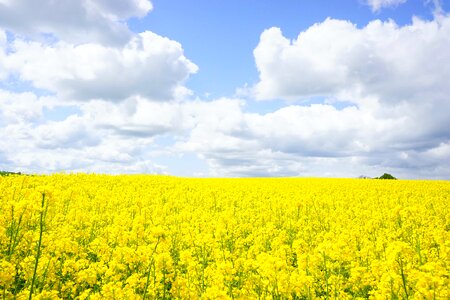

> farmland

[{"left": 0, "top": 174, "right": 449, "bottom": 299}]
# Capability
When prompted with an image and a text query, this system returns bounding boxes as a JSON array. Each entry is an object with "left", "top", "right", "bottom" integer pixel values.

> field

[{"left": 0, "top": 175, "right": 449, "bottom": 299}]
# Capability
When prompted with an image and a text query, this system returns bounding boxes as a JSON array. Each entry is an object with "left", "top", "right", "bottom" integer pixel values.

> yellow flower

[{"left": 0, "top": 175, "right": 448, "bottom": 298}]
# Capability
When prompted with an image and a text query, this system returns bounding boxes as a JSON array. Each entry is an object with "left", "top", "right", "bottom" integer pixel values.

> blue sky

[
  {"left": 0, "top": 0, "right": 450, "bottom": 178},
  {"left": 130, "top": 0, "right": 440, "bottom": 98}
]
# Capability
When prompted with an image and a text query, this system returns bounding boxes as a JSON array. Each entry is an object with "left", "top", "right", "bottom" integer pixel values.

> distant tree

[
  {"left": 0, "top": 170, "right": 22, "bottom": 176},
  {"left": 376, "top": 173, "right": 397, "bottom": 180}
]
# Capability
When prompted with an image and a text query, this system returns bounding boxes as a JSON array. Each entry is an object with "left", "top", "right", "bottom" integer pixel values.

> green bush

[
  {"left": 376, "top": 173, "right": 397, "bottom": 180},
  {"left": 0, "top": 170, "right": 22, "bottom": 176}
]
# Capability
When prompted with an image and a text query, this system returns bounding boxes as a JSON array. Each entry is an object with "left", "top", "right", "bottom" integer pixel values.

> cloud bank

[{"left": 0, "top": 0, "right": 449, "bottom": 178}]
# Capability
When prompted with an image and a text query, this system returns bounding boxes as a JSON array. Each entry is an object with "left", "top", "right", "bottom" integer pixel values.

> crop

[{"left": 1, "top": 174, "right": 449, "bottom": 299}]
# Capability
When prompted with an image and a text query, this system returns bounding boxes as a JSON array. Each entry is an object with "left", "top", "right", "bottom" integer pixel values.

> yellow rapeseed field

[{"left": 0, "top": 174, "right": 449, "bottom": 299}]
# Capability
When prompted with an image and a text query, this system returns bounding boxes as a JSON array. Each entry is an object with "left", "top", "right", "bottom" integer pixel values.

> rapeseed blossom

[{"left": 0, "top": 174, "right": 449, "bottom": 299}]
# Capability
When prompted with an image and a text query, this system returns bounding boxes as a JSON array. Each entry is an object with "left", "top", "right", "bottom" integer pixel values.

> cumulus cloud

[
  {"left": 81, "top": 98, "right": 183, "bottom": 137},
  {"left": 4, "top": 32, "right": 198, "bottom": 101},
  {"left": 0, "top": 0, "right": 152, "bottom": 45},
  {"left": 3, "top": 146, "right": 165, "bottom": 174},
  {"left": 0, "top": 103, "right": 163, "bottom": 174},
  {"left": 176, "top": 103, "right": 369, "bottom": 176},
  {"left": 33, "top": 115, "right": 100, "bottom": 149},
  {"left": 0, "top": 0, "right": 193, "bottom": 175},
  {"left": 79, "top": 97, "right": 245, "bottom": 139},
  {"left": 1, "top": 91, "right": 449, "bottom": 178},
  {"left": 245, "top": 14, "right": 450, "bottom": 178},
  {"left": 0, "top": 90, "right": 47, "bottom": 124},
  {"left": 253, "top": 16, "right": 450, "bottom": 104},
  {"left": 0, "top": 1, "right": 196, "bottom": 104},
  {"left": 174, "top": 99, "right": 450, "bottom": 178},
  {"left": 366, "top": 0, "right": 407, "bottom": 12}
]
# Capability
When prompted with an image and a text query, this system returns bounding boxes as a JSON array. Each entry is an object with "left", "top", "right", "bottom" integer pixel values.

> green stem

[
  {"left": 323, "top": 252, "right": 329, "bottom": 300},
  {"left": 28, "top": 193, "right": 45, "bottom": 300},
  {"left": 39, "top": 258, "right": 52, "bottom": 293},
  {"left": 162, "top": 271, "right": 166, "bottom": 300},
  {"left": 143, "top": 237, "right": 161, "bottom": 300},
  {"left": 399, "top": 258, "right": 409, "bottom": 300}
]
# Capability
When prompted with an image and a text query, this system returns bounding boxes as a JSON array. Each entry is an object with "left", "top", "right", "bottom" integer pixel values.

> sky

[{"left": 0, "top": 0, "right": 449, "bottom": 178}]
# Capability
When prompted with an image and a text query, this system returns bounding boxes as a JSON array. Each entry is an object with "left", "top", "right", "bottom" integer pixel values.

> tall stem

[
  {"left": 29, "top": 193, "right": 45, "bottom": 300},
  {"left": 143, "top": 237, "right": 161, "bottom": 300}
]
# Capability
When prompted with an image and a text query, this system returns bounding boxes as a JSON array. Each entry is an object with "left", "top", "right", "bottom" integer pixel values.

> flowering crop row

[{"left": 0, "top": 174, "right": 449, "bottom": 299}]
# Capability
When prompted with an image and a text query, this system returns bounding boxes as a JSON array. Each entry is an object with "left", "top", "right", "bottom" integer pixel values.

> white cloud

[
  {"left": 33, "top": 115, "right": 100, "bottom": 149},
  {"left": 0, "top": 1, "right": 196, "bottom": 104},
  {"left": 1, "top": 91, "right": 449, "bottom": 178},
  {"left": 5, "top": 32, "right": 198, "bottom": 101},
  {"left": 366, "top": 0, "right": 407, "bottom": 12},
  {"left": 426, "top": 142, "right": 450, "bottom": 159},
  {"left": 0, "top": 0, "right": 152, "bottom": 45},
  {"left": 157, "top": 93, "right": 447, "bottom": 178},
  {"left": 79, "top": 97, "right": 245, "bottom": 138},
  {"left": 0, "top": 29, "right": 7, "bottom": 79},
  {"left": 0, "top": 29, "right": 5, "bottom": 46},
  {"left": 0, "top": 105, "right": 164, "bottom": 174},
  {"left": 81, "top": 98, "right": 183, "bottom": 136},
  {"left": 0, "top": 90, "right": 47, "bottom": 124},
  {"left": 253, "top": 16, "right": 450, "bottom": 104},
  {"left": 175, "top": 102, "right": 373, "bottom": 176},
  {"left": 87, "top": 0, "right": 153, "bottom": 20},
  {"left": 365, "top": 0, "right": 445, "bottom": 17}
]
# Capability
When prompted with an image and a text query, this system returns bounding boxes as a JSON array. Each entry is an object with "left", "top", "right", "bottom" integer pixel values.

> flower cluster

[{"left": 0, "top": 174, "right": 449, "bottom": 299}]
